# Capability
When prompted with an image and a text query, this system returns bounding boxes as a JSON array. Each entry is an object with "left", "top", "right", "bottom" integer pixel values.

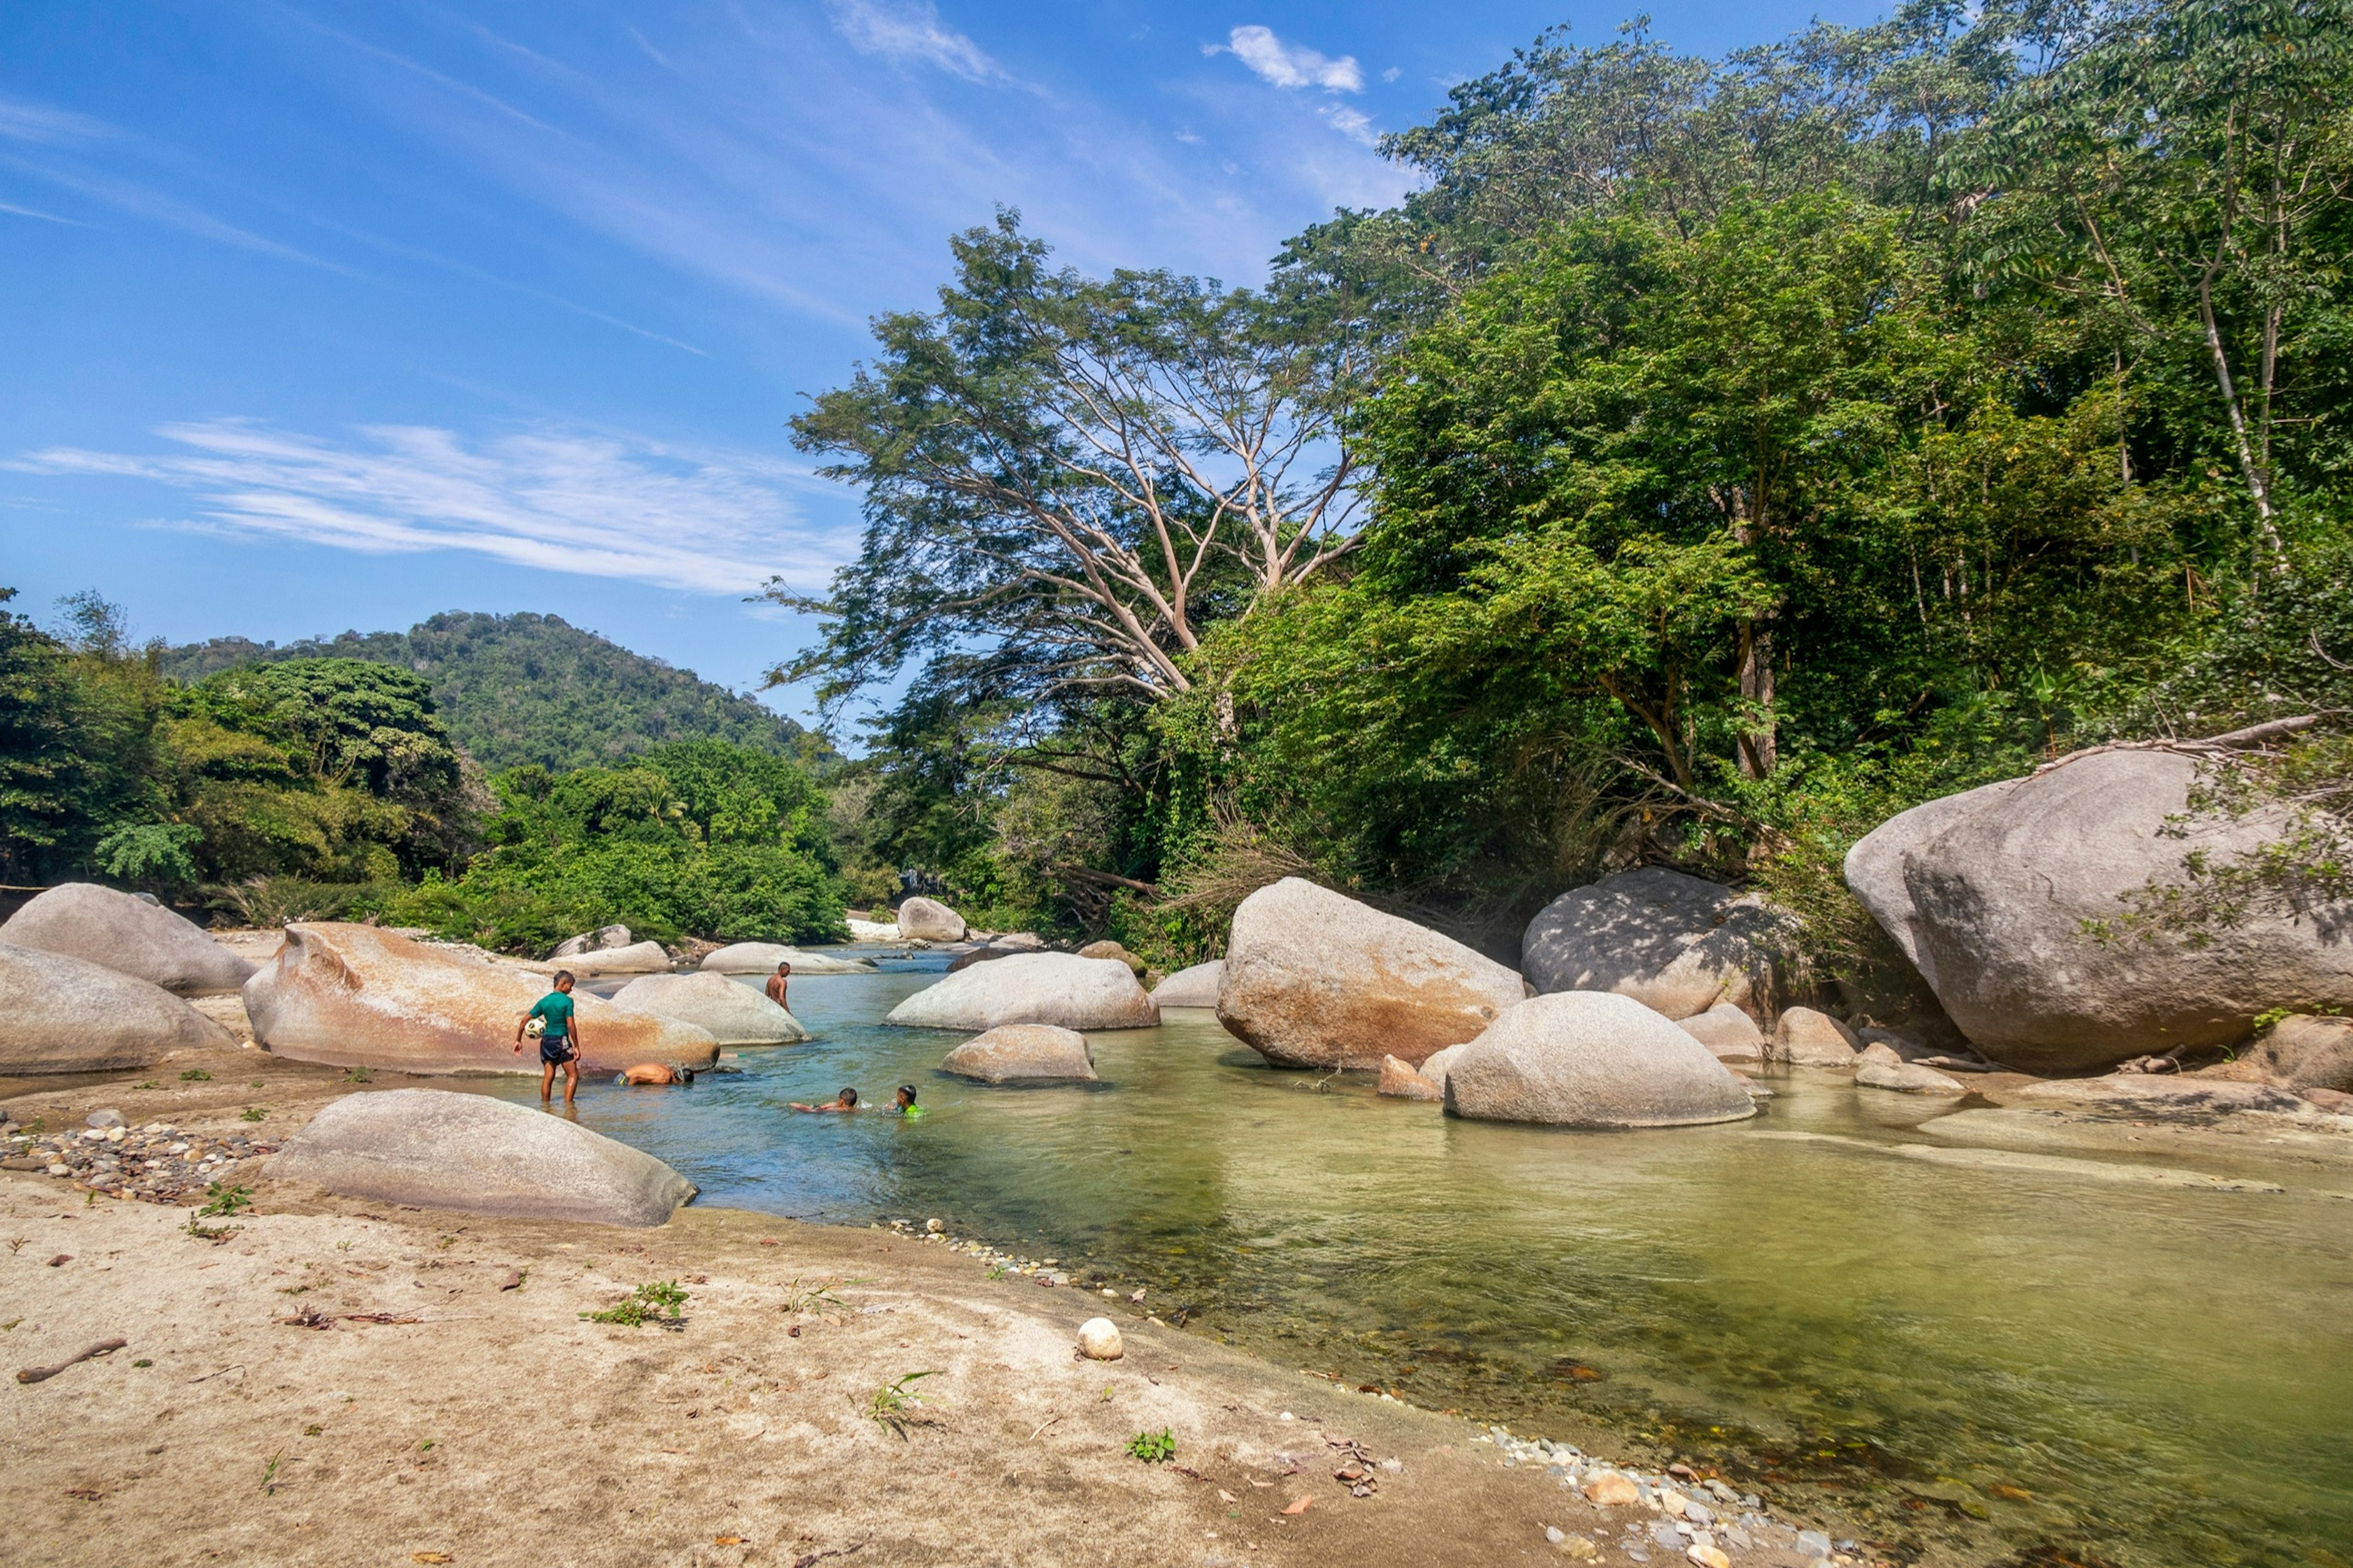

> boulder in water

[
  {"left": 1520, "top": 868, "right": 1787, "bottom": 1020},
  {"left": 941, "top": 1025, "right": 1099, "bottom": 1083},
  {"left": 1417, "top": 1041, "right": 1471, "bottom": 1094},
  {"left": 551, "top": 923, "right": 634, "bottom": 958},
  {"left": 610, "top": 972, "right": 809, "bottom": 1045},
  {"left": 544, "top": 940, "right": 670, "bottom": 979},
  {"left": 886, "top": 953, "right": 1158, "bottom": 1032},
  {"left": 2200, "top": 1014, "right": 2353, "bottom": 1094},
  {"left": 244, "top": 923, "right": 717, "bottom": 1074},
  {"left": 0, "top": 882, "right": 254, "bottom": 996},
  {"left": 1442, "top": 992, "right": 1757, "bottom": 1129},
  {"left": 896, "top": 897, "right": 967, "bottom": 942},
  {"left": 1855, "top": 1059, "right": 1967, "bottom": 1094},
  {"left": 699, "top": 941, "right": 877, "bottom": 976},
  {"left": 1077, "top": 939, "right": 1146, "bottom": 974},
  {"left": 1844, "top": 749, "right": 2353, "bottom": 1073},
  {"left": 1150, "top": 960, "right": 1224, "bottom": 1009},
  {"left": 0, "top": 942, "right": 237, "bottom": 1072},
  {"left": 1677, "top": 1002, "right": 1767, "bottom": 1061},
  {"left": 267, "top": 1089, "right": 695, "bottom": 1225},
  {"left": 1773, "top": 1007, "right": 1860, "bottom": 1066},
  {"left": 1218, "top": 878, "right": 1526, "bottom": 1069},
  {"left": 1377, "top": 1055, "right": 1442, "bottom": 1101}
]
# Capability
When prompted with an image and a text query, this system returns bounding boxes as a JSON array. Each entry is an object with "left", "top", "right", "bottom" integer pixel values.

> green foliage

[
  {"left": 161, "top": 612, "right": 827, "bottom": 774},
  {"left": 579, "top": 1279, "right": 690, "bottom": 1328},
  {"left": 197, "top": 1183, "right": 252, "bottom": 1217},
  {"left": 93, "top": 822, "right": 203, "bottom": 890},
  {"left": 377, "top": 741, "right": 843, "bottom": 952},
  {"left": 863, "top": 1370, "right": 939, "bottom": 1436},
  {"left": 1124, "top": 1427, "right": 1177, "bottom": 1463}
]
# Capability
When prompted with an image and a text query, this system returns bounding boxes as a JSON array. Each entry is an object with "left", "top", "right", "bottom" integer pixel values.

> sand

[{"left": 1, "top": 1049, "right": 1823, "bottom": 1568}]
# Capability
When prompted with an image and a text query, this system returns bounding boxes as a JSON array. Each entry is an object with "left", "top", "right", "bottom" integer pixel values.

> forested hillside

[
  {"left": 162, "top": 611, "right": 824, "bottom": 774},
  {"left": 784, "top": 0, "right": 2353, "bottom": 985}
]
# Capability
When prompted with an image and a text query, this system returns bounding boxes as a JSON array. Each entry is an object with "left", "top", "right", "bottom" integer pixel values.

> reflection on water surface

[{"left": 519, "top": 961, "right": 2353, "bottom": 1567}]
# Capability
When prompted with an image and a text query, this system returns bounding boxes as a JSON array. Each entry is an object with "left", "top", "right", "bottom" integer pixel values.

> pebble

[
  {"left": 1583, "top": 1474, "right": 1640, "bottom": 1506},
  {"left": 1077, "top": 1317, "right": 1124, "bottom": 1360},
  {"left": 1545, "top": 1526, "right": 1566, "bottom": 1544},
  {"left": 1797, "top": 1529, "right": 1833, "bottom": 1558},
  {"left": 1687, "top": 1548, "right": 1730, "bottom": 1568},
  {"left": 86, "top": 1108, "right": 125, "bottom": 1129}
]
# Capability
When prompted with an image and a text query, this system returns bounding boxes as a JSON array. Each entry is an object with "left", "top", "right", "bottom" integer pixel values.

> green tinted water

[{"left": 519, "top": 963, "right": 2353, "bottom": 1567}]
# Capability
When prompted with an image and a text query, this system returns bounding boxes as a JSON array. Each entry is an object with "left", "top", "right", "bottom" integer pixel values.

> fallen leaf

[
  {"left": 412, "top": 1555, "right": 454, "bottom": 1564},
  {"left": 1280, "top": 1496, "right": 1313, "bottom": 1516},
  {"left": 714, "top": 1536, "right": 745, "bottom": 1546}
]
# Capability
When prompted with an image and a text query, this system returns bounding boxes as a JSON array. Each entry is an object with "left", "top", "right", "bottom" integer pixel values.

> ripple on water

[{"left": 504, "top": 963, "right": 2353, "bottom": 1568}]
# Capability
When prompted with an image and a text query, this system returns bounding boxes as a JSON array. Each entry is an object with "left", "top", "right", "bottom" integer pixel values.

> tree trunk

[{"left": 1736, "top": 622, "right": 1777, "bottom": 779}]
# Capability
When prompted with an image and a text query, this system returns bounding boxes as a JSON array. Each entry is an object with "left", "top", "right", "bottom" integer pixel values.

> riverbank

[{"left": 0, "top": 1054, "right": 1832, "bottom": 1568}]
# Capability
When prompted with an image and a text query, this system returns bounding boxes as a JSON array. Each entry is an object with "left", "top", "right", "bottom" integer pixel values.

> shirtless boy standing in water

[
  {"left": 765, "top": 961, "right": 792, "bottom": 1010},
  {"left": 515, "top": 971, "right": 585, "bottom": 1105}
]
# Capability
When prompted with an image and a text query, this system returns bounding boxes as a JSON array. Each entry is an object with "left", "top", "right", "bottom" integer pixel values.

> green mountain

[{"left": 159, "top": 611, "right": 826, "bottom": 775}]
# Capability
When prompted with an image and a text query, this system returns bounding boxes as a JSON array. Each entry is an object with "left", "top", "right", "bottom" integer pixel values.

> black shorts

[{"left": 539, "top": 1038, "right": 577, "bottom": 1066}]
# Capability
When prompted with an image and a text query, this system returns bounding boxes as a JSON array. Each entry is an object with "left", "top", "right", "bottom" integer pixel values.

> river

[{"left": 512, "top": 959, "right": 2353, "bottom": 1567}]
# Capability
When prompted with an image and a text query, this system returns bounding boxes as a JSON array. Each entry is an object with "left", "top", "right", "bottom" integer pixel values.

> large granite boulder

[
  {"left": 0, "top": 882, "right": 255, "bottom": 996},
  {"left": 1844, "top": 749, "right": 2353, "bottom": 1073},
  {"left": 941, "top": 1025, "right": 1099, "bottom": 1083},
  {"left": 551, "top": 923, "right": 634, "bottom": 958},
  {"left": 896, "top": 897, "right": 967, "bottom": 943},
  {"left": 1150, "top": 960, "right": 1224, "bottom": 1009},
  {"left": 1677, "top": 1002, "right": 1768, "bottom": 1061},
  {"left": 1773, "top": 1006, "right": 1860, "bottom": 1067},
  {"left": 0, "top": 942, "right": 237, "bottom": 1072},
  {"left": 1218, "top": 879, "right": 1526, "bottom": 1069},
  {"left": 244, "top": 923, "right": 718, "bottom": 1074},
  {"left": 1442, "top": 992, "right": 1758, "bottom": 1129},
  {"left": 2202, "top": 1014, "right": 2353, "bottom": 1094},
  {"left": 1520, "top": 868, "right": 1786, "bottom": 1021},
  {"left": 699, "top": 942, "right": 877, "bottom": 976},
  {"left": 268, "top": 1089, "right": 695, "bottom": 1225},
  {"left": 609, "top": 972, "right": 809, "bottom": 1046},
  {"left": 544, "top": 940, "right": 670, "bottom": 979},
  {"left": 885, "top": 953, "right": 1159, "bottom": 1032}
]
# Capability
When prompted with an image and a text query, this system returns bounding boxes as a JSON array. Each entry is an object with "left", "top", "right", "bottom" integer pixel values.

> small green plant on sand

[
  {"left": 180, "top": 1069, "right": 211, "bottom": 1082},
  {"left": 260, "top": 1452, "right": 282, "bottom": 1494},
  {"left": 580, "top": 1280, "right": 689, "bottom": 1328},
  {"left": 184, "top": 1214, "right": 241, "bottom": 1241},
  {"left": 1125, "top": 1428, "right": 1176, "bottom": 1464},
  {"left": 781, "top": 1276, "right": 851, "bottom": 1313},
  {"left": 344, "top": 1066, "right": 372, "bottom": 1084},
  {"left": 199, "top": 1183, "right": 252, "bottom": 1217},
  {"left": 134, "top": 1081, "right": 158, "bottom": 1091},
  {"left": 864, "top": 1370, "right": 939, "bottom": 1436},
  {"left": 241, "top": 1107, "right": 268, "bottom": 1123}
]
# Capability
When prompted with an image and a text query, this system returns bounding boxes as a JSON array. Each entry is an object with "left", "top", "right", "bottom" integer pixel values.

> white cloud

[
  {"left": 1321, "top": 105, "right": 1377, "bottom": 146},
  {"left": 1208, "top": 26, "right": 1363, "bottom": 93},
  {"left": 829, "top": 1, "right": 998, "bottom": 83},
  {"left": 0, "top": 94, "right": 114, "bottom": 145},
  {"left": 17, "top": 422, "right": 851, "bottom": 596}
]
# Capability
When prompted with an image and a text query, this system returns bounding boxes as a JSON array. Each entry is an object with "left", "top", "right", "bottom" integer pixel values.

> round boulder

[
  {"left": 1077, "top": 1318, "right": 1124, "bottom": 1360},
  {"left": 610, "top": 971, "right": 809, "bottom": 1046},
  {"left": 1843, "top": 749, "right": 2353, "bottom": 1073},
  {"left": 1077, "top": 939, "right": 1146, "bottom": 974},
  {"left": 1218, "top": 878, "right": 1527, "bottom": 1069},
  {"left": 1520, "top": 868, "right": 1787, "bottom": 1021},
  {"left": 700, "top": 941, "right": 877, "bottom": 976},
  {"left": 1855, "top": 1059, "right": 1966, "bottom": 1094},
  {"left": 0, "top": 942, "right": 237, "bottom": 1072},
  {"left": 941, "top": 1025, "right": 1099, "bottom": 1084},
  {"left": 1442, "top": 992, "right": 1758, "bottom": 1129},
  {"left": 1773, "top": 1007, "right": 1860, "bottom": 1066},
  {"left": 2202, "top": 1014, "right": 2353, "bottom": 1094},
  {"left": 1677, "top": 1002, "right": 1767, "bottom": 1061},
  {"left": 0, "top": 882, "right": 255, "bottom": 996},
  {"left": 896, "top": 897, "right": 967, "bottom": 943},
  {"left": 267, "top": 1089, "right": 695, "bottom": 1226},
  {"left": 886, "top": 953, "right": 1158, "bottom": 1032},
  {"left": 1150, "top": 960, "right": 1224, "bottom": 1009},
  {"left": 244, "top": 923, "right": 717, "bottom": 1074},
  {"left": 544, "top": 940, "right": 671, "bottom": 979}
]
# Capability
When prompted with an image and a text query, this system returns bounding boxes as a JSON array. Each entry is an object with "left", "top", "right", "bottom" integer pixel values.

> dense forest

[
  {"left": 161, "top": 611, "right": 827, "bottom": 773},
  {"left": 1, "top": 592, "right": 846, "bottom": 949},
  {"left": 784, "top": 0, "right": 2353, "bottom": 1000}
]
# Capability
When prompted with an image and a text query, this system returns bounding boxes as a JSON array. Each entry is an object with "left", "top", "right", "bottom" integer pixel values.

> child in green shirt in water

[{"left": 515, "top": 971, "right": 585, "bottom": 1105}]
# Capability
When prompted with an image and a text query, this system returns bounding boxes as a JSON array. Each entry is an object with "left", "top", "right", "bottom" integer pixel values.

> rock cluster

[
  {"left": 0, "top": 1116, "right": 276, "bottom": 1201},
  {"left": 1218, "top": 879, "right": 1526, "bottom": 1069}
]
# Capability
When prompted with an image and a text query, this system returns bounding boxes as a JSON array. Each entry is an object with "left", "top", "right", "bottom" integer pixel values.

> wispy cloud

[
  {"left": 828, "top": 1, "right": 998, "bottom": 83},
  {"left": 1321, "top": 105, "right": 1377, "bottom": 146},
  {"left": 1208, "top": 26, "right": 1363, "bottom": 93},
  {"left": 0, "top": 197, "right": 92, "bottom": 225},
  {"left": 16, "top": 422, "right": 849, "bottom": 596},
  {"left": 0, "top": 94, "right": 114, "bottom": 145}
]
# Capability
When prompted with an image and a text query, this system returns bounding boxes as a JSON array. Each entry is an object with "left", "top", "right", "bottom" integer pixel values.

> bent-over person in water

[
  {"left": 616, "top": 1062, "right": 694, "bottom": 1086},
  {"left": 790, "top": 1087, "right": 859, "bottom": 1113},
  {"left": 515, "top": 971, "right": 585, "bottom": 1105},
  {"left": 765, "top": 961, "right": 791, "bottom": 1011}
]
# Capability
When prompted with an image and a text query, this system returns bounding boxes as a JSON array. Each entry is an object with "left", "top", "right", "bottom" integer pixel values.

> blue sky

[{"left": 1, "top": 1, "right": 1882, "bottom": 726}]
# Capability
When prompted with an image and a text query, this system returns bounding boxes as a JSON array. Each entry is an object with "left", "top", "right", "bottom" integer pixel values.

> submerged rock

[
  {"left": 0, "top": 882, "right": 254, "bottom": 996},
  {"left": 0, "top": 942, "right": 236, "bottom": 1072},
  {"left": 1150, "top": 960, "right": 1224, "bottom": 1009},
  {"left": 942, "top": 1024, "right": 1099, "bottom": 1083},
  {"left": 610, "top": 971, "right": 809, "bottom": 1046},
  {"left": 887, "top": 953, "right": 1158, "bottom": 1032},
  {"left": 1442, "top": 992, "right": 1758, "bottom": 1129},
  {"left": 1844, "top": 748, "right": 2353, "bottom": 1073},
  {"left": 699, "top": 942, "right": 877, "bottom": 975},
  {"left": 1218, "top": 878, "right": 1526, "bottom": 1070},
  {"left": 896, "top": 896, "right": 967, "bottom": 943},
  {"left": 268, "top": 1089, "right": 695, "bottom": 1225},
  {"left": 1377, "top": 1054, "right": 1443, "bottom": 1101},
  {"left": 244, "top": 923, "right": 717, "bottom": 1074},
  {"left": 1521, "top": 868, "right": 1787, "bottom": 1020},
  {"left": 1855, "top": 1059, "right": 1967, "bottom": 1094}
]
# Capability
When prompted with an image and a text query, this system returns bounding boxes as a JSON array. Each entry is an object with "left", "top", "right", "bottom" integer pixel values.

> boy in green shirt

[{"left": 515, "top": 970, "right": 586, "bottom": 1105}]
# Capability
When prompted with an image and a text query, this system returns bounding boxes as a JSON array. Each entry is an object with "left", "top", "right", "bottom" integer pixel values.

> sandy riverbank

[{"left": 0, "top": 1054, "right": 1834, "bottom": 1568}]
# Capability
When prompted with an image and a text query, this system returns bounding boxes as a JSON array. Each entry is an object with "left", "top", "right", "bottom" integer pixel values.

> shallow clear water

[{"left": 504, "top": 962, "right": 2353, "bottom": 1567}]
